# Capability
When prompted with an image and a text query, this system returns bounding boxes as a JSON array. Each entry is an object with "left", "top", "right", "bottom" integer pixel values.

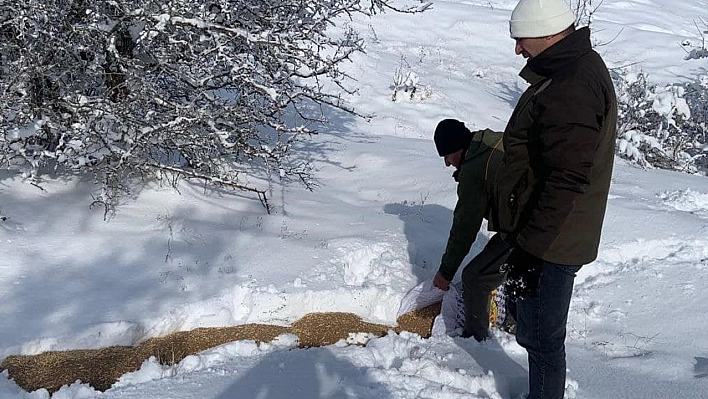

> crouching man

[{"left": 432, "top": 119, "right": 512, "bottom": 342}]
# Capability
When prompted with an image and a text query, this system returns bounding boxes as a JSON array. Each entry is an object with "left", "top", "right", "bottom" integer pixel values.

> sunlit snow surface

[{"left": 2, "top": 1, "right": 708, "bottom": 398}]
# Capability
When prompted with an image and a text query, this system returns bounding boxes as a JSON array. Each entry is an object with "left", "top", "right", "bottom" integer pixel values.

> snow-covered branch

[{"left": 0, "top": 0, "right": 425, "bottom": 210}]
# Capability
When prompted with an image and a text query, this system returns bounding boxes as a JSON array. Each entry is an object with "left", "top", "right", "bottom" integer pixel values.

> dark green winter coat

[
  {"left": 488, "top": 27, "right": 618, "bottom": 265},
  {"left": 438, "top": 129, "right": 504, "bottom": 281}
]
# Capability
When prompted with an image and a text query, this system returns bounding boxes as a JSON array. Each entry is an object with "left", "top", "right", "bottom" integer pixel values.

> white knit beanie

[{"left": 509, "top": 0, "right": 577, "bottom": 38}]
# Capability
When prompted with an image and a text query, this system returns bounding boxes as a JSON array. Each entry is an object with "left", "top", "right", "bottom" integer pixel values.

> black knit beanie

[{"left": 434, "top": 119, "right": 473, "bottom": 156}]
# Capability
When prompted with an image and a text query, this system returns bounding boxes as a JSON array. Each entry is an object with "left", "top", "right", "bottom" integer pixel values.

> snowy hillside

[{"left": 1, "top": 0, "right": 708, "bottom": 398}]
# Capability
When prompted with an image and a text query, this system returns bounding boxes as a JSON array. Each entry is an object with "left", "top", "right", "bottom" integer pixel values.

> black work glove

[{"left": 502, "top": 247, "right": 543, "bottom": 299}]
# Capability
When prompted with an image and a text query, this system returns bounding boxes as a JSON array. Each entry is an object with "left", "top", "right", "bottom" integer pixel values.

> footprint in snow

[
  {"left": 695, "top": 357, "right": 708, "bottom": 378},
  {"left": 657, "top": 189, "right": 708, "bottom": 218}
]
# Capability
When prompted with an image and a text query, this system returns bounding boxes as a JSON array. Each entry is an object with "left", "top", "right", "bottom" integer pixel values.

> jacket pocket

[
  {"left": 494, "top": 168, "right": 532, "bottom": 234},
  {"left": 508, "top": 169, "right": 528, "bottom": 227}
]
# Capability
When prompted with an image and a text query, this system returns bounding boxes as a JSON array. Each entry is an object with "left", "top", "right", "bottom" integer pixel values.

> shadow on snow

[{"left": 214, "top": 347, "right": 393, "bottom": 399}]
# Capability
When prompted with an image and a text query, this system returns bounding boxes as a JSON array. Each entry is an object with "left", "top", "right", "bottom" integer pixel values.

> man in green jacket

[
  {"left": 490, "top": 1, "right": 618, "bottom": 398},
  {"left": 431, "top": 118, "right": 512, "bottom": 342}
]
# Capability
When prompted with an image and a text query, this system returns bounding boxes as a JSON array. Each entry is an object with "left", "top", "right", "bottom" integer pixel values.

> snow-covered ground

[{"left": 2, "top": 0, "right": 708, "bottom": 398}]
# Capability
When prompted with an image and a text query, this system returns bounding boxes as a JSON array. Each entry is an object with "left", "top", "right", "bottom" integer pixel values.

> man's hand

[
  {"left": 503, "top": 248, "right": 542, "bottom": 299},
  {"left": 433, "top": 271, "right": 450, "bottom": 291}
]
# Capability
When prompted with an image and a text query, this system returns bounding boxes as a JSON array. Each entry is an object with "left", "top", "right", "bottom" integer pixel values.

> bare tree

[
  {"left": 0, "top": 0, "right": 429, "bottom": 212},
  {"left": 572, "top": 0, "right": 603, "bottom": 27}
]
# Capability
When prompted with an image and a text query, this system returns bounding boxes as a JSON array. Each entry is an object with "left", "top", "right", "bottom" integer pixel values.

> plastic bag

[
  {"left": 398, "top": 279, "right": 512, "bottom": 337},
  {"left": 396, "top": 279, "right": 445, "bottom": 318},
  {"left": 432, "top": 282, "right": 465, "bottom": 336},
  {"left": 397, "top": 279, "right": 465, "bottom": 336}
]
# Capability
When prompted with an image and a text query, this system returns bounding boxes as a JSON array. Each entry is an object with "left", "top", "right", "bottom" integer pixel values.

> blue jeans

[{"left": 513, "top": 262, "right": 581, "bottom": 399}]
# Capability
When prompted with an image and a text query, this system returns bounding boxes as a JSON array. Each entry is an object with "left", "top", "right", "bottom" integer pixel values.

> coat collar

[{"left": 519, "top": 27, "right": 593, "bottom": 84}]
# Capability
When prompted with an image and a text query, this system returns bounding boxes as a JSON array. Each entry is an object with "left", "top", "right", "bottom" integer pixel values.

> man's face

[
  {"left": 444, "top": 149, "right": 464, "bottom": 169},
  {"left": 514, "top": 37, "right": 551, "bottom": 59}
]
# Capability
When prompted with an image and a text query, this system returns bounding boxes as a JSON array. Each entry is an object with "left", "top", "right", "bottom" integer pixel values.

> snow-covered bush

[
  {"left": 682, "top": 17, "right": 708, "bottom": 60},
  {"left": 391, "top": 55, "right": 420, "bottom": 101},
  {"left": 390, "top": 55, "right": 432, "bottom": 102},
  {"left": 614, "top": 70, "right": 708, "bottom": 174},
  {"left": 391, "top": 69, "right": 420, "bottom": 102},
  {"left": 0, "top": 0, "right": 428, "bottom": 211}
]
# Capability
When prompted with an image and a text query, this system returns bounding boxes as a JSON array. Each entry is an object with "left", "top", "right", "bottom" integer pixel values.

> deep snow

[{"left": 1, "top": 0, "right": 708, "bottom": 398}]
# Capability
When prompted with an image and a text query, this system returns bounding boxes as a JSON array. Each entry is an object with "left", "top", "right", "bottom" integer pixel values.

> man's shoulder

[
  {"left": 463, "top": 130, "right": 501, "bottom": 162},
  {"left": 483, "top": 129, "right": 503, "bottom": 148},
  {"left": 556, "top": 50, "right": 612, "bottom": 86},
  {"left": 472, "top": 129, "right": 503, "bottom": 150},
  {"left": 458, "top": 129, "right": 502, "bottom": 185},
  {"left": 543, "top": 53, "right": 614, "bottom": 104}
]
